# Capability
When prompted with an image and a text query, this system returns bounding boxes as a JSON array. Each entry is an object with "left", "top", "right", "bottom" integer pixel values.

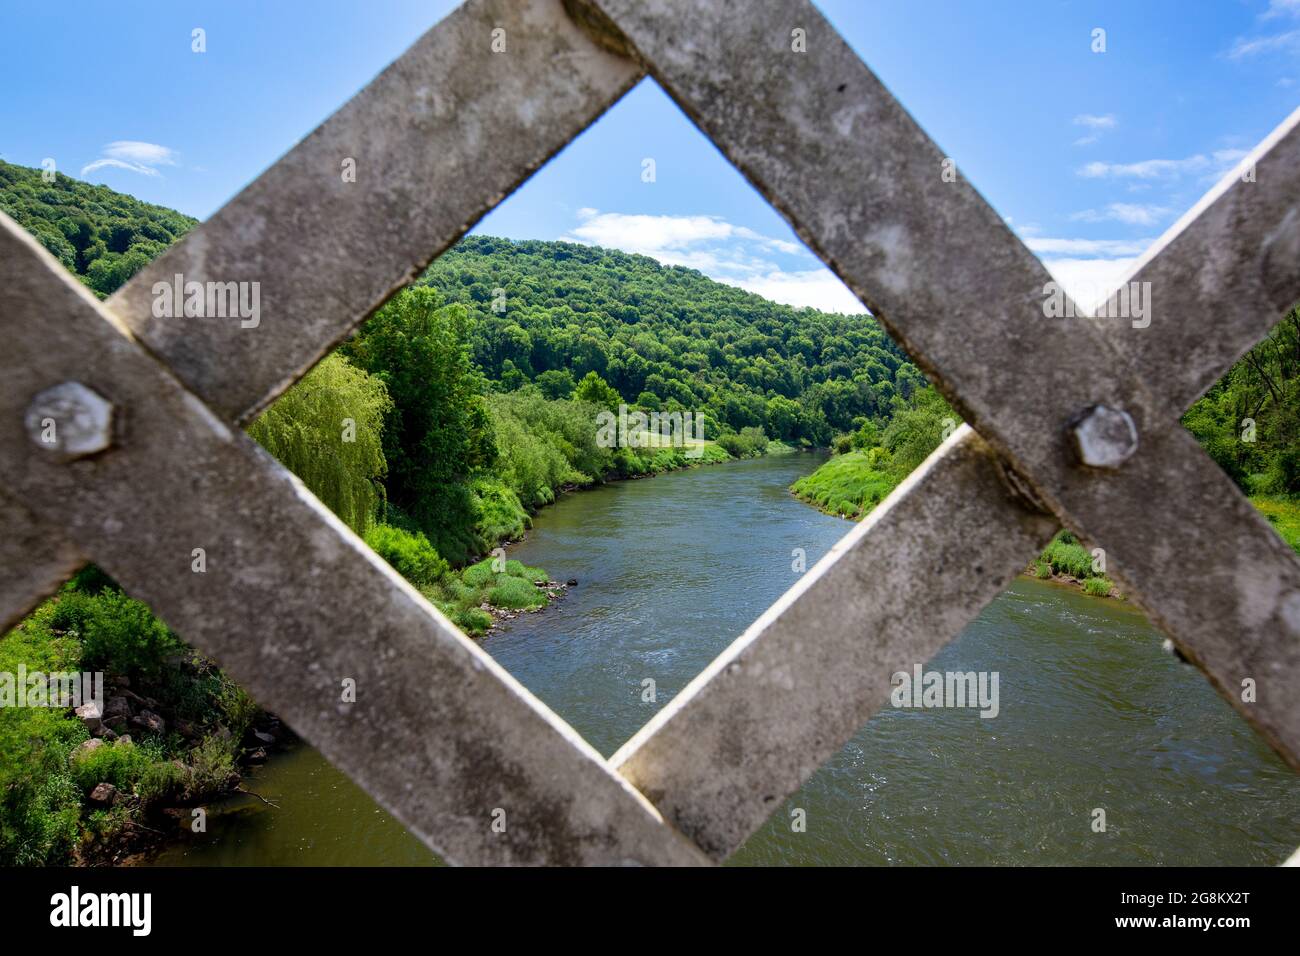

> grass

[
  {"left": 420, "top": 557, "right": 553, "bottom": 636},
  {"left": 1251, "top": 496, "right": 1300, "bottom": 554},
  {"left": 1083, "top": 577, "right": 1112, "bottom": 598},
  {"left": 1039, "top": 535, "right": 1095, "bottom": 579},
  {"left": 790, "top": 451, "right": 898, "bottom": 519}
]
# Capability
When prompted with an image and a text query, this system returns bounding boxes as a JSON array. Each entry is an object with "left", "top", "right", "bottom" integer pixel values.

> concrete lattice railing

[{"left": 1, "top": 0, "right": 1297, "bottom": 865}]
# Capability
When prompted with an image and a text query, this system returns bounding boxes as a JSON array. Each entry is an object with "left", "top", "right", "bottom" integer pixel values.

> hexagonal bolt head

[
  {"left": 1069, "top": 405, "right": 1138, "bottom": 469},
  {"left": 24, "top": 382, "right": 115, "bottom": 459}
]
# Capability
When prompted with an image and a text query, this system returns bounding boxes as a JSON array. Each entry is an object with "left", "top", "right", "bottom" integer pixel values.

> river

[{"left": 148, "top": 452, "right": 1300, "bottom": 866}]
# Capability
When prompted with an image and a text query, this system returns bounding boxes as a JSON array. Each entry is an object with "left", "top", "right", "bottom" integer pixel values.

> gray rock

[
  {"left": 75, "top": 701, "right": 102, "bottom": 734},
  {"left": 130, "top": 710, "right": 165, "bottom": 734},
  {"left": 72, "top": 738, "right": 104, "bottom": 761},
  {"left": 88, "top": 782, "right": 117, "bottom": 805}
]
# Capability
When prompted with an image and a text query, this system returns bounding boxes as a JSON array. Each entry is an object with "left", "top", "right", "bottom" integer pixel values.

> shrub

[
  {"left": 1034, "top": 560, "right": 1052, "bottom": 579},
  {"left": 487, "top": 575, "right": 546, "bottom": 610},
  {"left": 471, "top": 477, "right": 530, "bottom": 546},
  {"left": 1083, "top": 576, "right": 1113, "bottom": 597},
  {"left": 1040, "top": 536, "right": 1095, "bottom": 579},
  {"left": 0, "top": 711, "right": 82, "bottom": 865},
  {"left": 717, "top": 426, "right": 769, "bottom": 458},
  {"left": 79, "top": 591, "right": 182, "bottom": 682},
  {"left": 363, "top": 523, "right": 448, "bottom": 586},
  {"left": 65, "top": 564, "right": 118, "bottom": 595},
  {"left": 186, "top": 734, "right": 237, "bottom": 798},
  {"left": 217, "top": 679, "right": 259, "bottom": 742},
  {"left": 462, "top": 560, "right": 497, "bottom": 587},
  {"left": 46, "top": 590, "right": 96, "bottom": 636},
  {"left": 136, "top": 760, "right": 186, "bottom": 807},
  {"left": 71, "top": 739, "right": 153, "bottom": 794},
  {"left": 452, "top": 607, "right": 494, "bottom": 634}
]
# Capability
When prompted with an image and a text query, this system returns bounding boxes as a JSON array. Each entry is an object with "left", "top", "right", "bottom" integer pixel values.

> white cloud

[
  {"left": 723, "top": 270, "right": 866, "bottom": 315},
  {"left": 563, "top": 209, "right": 864, "bottom": 313},
  {"left": 80, "top": 140, "right": 178, "bottom": 179},
  {"left": 1023, "top": 236, "right": 1154, "bottom": 257},
  {"left": 80, "top": 157, "right": 161, "bottom": 178},
  {"left": 1076, "top": 149, "right": 1247, "bottom": 181},
  {"left": 1264, "top": 0, "right": 1300, "bottom": 19},
  {"left": 1028, "top": 233, "right": 1158, "bottom": 313},
  {"left": 1072, "top": 113, "right": 1117, "bottom": 145},
  {"left": 1070, "top": 202, "right": 1171, "bottom": 226},
  {"left": 1227, "top": 29, "right": 1300, "bottom": 58},
  {"left": 1071, "top": 113, "right": 1123, "bottom": 145},
  {"left": 1040, "top": 257, "right": 1141, "bottom": 313},
  {"left": 1074, "top": 114, "right": 1117, "bottom": 130}
]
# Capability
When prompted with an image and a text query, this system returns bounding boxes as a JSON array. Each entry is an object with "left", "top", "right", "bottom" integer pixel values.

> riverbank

[
  {"left": 791, "top": 449, "right": 1300, "bottom": 601},
  {"left": 436, "top": 436, "right": 795, "bottom": 636}
]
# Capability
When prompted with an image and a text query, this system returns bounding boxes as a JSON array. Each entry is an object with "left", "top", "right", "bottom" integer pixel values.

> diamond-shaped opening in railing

[
  {"left": 445, "top": 79, "right": 955, "bottom": 751},
  {"left": 723, "top": 570, "right": 1300, "bottom": 866},
  {"left": 0, "top": 72, "right": 968, "bottom": 864}
]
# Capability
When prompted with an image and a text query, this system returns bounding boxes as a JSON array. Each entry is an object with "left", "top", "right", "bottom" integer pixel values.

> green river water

[{"left": 148, "top": 452, "right": 1300, "bottom": 866}]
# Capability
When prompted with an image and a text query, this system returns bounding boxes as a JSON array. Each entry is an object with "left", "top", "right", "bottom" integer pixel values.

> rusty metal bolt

[
  {"left": 24, "top": 382, "right": 114, "bottom": 459},
  {"left": 1069, "top": 404, "right": 1138, "bottom": 469}
]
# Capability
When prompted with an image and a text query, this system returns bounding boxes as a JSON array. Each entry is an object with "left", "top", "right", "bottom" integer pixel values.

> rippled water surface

[{"left": 150, "top": 453, "right": 1299, "bottom": 866}]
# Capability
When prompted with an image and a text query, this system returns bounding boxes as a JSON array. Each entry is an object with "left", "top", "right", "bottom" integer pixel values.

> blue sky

[{"left": 2, "top": 0, "right": 1297, "bottom": 313}]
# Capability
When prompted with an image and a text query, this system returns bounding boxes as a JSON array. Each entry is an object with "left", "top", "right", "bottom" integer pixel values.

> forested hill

[
  {"left": 420, "top": 236, "right": 923, "bottom": 444},
  {"left": 0, "top": 159, "right": 197, "bottom": 297},
  {"left": 0, "top": 160, "right": 923, "bottom": 444}
]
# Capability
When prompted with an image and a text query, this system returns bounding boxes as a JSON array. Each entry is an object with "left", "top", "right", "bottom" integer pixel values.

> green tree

[
  {"left": 535, "top": 368, "right": 576, "bottom": 400},
  {"left": 342, "top": 286, "right": 497, "bottom": 560},
  {"left": 247, "top": 353, "right": 392, "bottom": 534},
  {"left": 574, "top": 370, "right": 623, "bottom": 413}
]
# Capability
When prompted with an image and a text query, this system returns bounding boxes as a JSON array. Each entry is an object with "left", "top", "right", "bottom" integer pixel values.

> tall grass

[{"left": 790, "top": 451, "right": 897, "bottom": 518}]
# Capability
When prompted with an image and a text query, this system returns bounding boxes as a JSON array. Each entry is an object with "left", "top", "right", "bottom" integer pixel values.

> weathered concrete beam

[
  {"left": 110, "top": 0, "right": 643, "bottom": 425},
  {"left": 0, "top": 496, "right": 82, "bottom": 631}
]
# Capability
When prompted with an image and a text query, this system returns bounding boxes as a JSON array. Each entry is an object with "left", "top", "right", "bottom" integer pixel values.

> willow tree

[{"left": 247, "top": 353, "right": 392, "bottom": 534}]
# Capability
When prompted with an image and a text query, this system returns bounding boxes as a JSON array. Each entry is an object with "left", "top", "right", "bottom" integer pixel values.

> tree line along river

[{"left": 147, "top": 452, "right": 1300, "bottom": 866}]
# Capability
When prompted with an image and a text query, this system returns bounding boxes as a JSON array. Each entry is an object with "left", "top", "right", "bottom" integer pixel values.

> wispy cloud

[
  {"left": 1222, "top": 0, "right": 1300, "bottom": 60},
  {"left": 1019, "top": 232, "right": 1157, "bottom": 312},
  {"left": 1023, "top": 236, "right": 1154, "bottom": 257},
  {"left": 1227, "top": 29, "right": 1300, "bottom": 58},
  {"left": 80, "top": 141, "right": 178, "bottom": 179},
  {"left": 1076, "top": 149, "right": 1247, "bottom": 181},
  {"left": 563, "top": 209, "right": 865, "bottom": 314},
  {"left": 1069, "top": 202, "right": 1171, "bottom": 226},
  {"left": 1072, "top": 113, "right": 1116, "bottom": 146}
]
